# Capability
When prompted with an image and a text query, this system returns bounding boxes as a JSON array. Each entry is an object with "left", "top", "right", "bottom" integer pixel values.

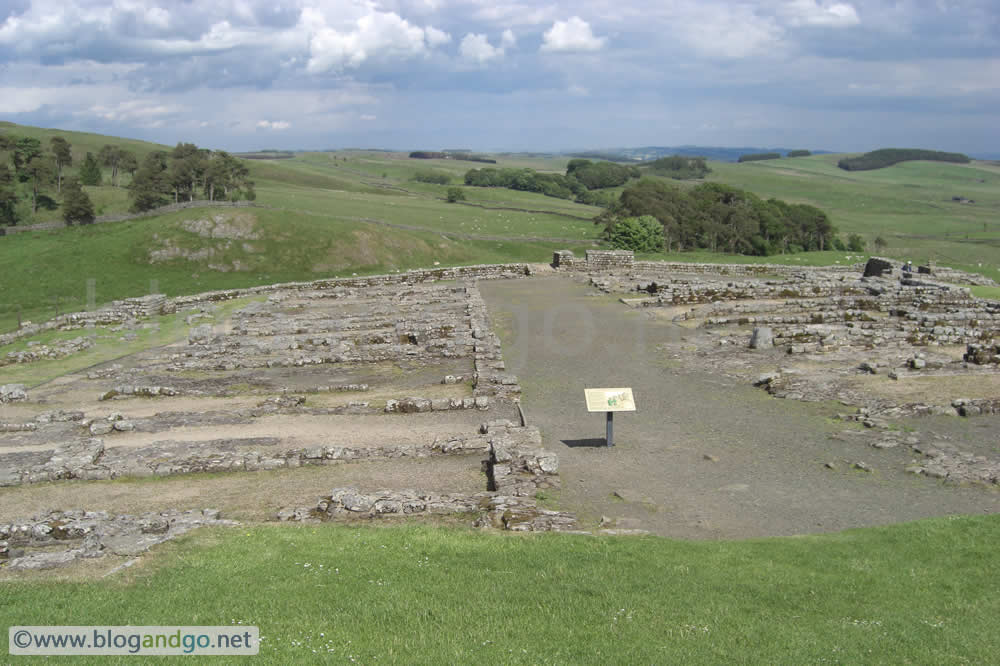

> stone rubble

[
  {"left": 277, "top": 487, "right": 577, "bottom": 532},
  {"left": 0, "top": 509, "right": 234, "bottom": 571},
  {"left": 2, "top": 336, "right": 94, "bottom": 366},
  {"left": 0, "top": 384, "right": 27, "bottom": 403}
]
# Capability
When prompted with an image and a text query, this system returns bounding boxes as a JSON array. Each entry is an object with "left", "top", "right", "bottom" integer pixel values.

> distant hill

[
  {"left": 0, "top": 121, "right": 169, "bottom": 165},
  {"left": 837, "top": 148, "right": 971, "bottom": 171},
  {"left": 566, "top": 146, "right": 835, "bottom": 163}
]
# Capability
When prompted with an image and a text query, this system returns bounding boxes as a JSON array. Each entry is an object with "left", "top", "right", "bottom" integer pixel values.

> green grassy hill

[
  {"left": 0, "top": 121, "right": 171, "bottom": 223},
  {"left": 696, "top": 154, "right": 1000, "bottom": 279},
  {"left": 0, "top": 121, "right": 167, "bottom": 165},
  {"left": 3, "top": 122, "right": 999, "bottom": 332}
]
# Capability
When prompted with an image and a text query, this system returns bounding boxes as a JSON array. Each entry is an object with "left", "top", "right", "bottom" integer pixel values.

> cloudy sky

[{"left": 1, "top": 0, "right": 997, "bottom": 154}]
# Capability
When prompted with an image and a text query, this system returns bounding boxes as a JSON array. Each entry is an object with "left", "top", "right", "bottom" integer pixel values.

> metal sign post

[{"left": 584, "top": 388, "right": 635, "bottom": 447}]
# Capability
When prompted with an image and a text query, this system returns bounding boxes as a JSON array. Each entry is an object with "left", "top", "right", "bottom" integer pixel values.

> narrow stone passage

[{"left": 479, "top": 275, "right": 1000, "bottom": 538}]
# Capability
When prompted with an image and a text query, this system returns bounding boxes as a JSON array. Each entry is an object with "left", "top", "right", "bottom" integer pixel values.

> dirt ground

[
  {"left": 0, "top": 455, "right": 485, "bottom": 523},
  {"left": 479, "top": 275, "right": 1000, "bottom": 539}
]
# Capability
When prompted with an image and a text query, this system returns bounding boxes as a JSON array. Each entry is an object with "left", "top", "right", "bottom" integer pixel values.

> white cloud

[
  {"left": 0, "top": 87, "right": 58, "bottom": 113},
  {"left": 425, "top": 25, "right": 451, "bottom": 47},
  {"left": 540, "top": 16, "right": 606, "bottom": 52},
  {"left": 256, "top": 120, "right": 291, "bottom": 130},
  {"left": 782, "top": 0, "right": 861, "bottom": 27},
  {"left": 304, "top": 6, "right": 433, "bottom": 73},
  {"left": 662, "top": 3, "right": 784, "bottom": 59},
  {"left": 501, "top": 29, "right": 516, "bottom": 48},
  {"left": 68, "top": 97, "right": 188, "bottom": 128},
  {"left": 468, "top": 2, "right": 556, "bottom": 27},
  {"left": 459, "top": 33, "right": 503, "bottom": 63}
]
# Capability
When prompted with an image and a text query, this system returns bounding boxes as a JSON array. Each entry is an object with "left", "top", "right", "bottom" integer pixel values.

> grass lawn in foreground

[{"left": 2, "top": 516, "right": 999, "bottom": 663}]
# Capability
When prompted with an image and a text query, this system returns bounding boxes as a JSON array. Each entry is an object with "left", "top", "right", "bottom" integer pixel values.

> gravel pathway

[{"left": 480, "top": 275, "right": 1000, "bottom": 539}]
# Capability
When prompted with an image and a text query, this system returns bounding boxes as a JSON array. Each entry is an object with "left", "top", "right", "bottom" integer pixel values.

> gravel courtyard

[{"left": 480, "top": 275, "right": 1000, "bottom": 538}]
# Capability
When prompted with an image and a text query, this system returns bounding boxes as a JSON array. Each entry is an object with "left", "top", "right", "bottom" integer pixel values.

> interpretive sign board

[{"left": 584, "top": 388, "right": 636, "bottom": 413}]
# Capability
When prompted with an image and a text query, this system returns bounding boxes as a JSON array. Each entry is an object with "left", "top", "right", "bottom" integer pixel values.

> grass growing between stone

[
  {"left": 969, "top": 285, "right": 1000, "bottom": 301},
  {"left": 0, "top": 297, "right": 261, "bottom": 388},
  {"left": 3, "top": 516, "right": 1000, "bottom": 663}
]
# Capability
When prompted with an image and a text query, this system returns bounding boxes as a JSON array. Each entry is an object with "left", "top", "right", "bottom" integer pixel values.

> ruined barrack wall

[
  {"left": 171, "top": 263, "right": 530, "bottom": 308},
  {"left": 553, "top": 249, "right": 994, "bottom": 286},
  {"left": 0, "top": 263, "right": 531, "bottom": 346},
  {"left": 554, "top": 248, "right": 857, "bottom": 278}
]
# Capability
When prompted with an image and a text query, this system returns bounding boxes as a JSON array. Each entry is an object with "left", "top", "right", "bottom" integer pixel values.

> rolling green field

[
  {"left": 3, "top": 122, "right": 999, "bottom": 328},
  {"left": 3, "top": 517, "right": 999, "bottom": 663},
  {"left": 2, "top": 131, "right": 990, "bottom": 346},
  {"left": 703, "top": 155, "right": 1000, "bottom": 281},
  {"left": 0, "top": 206, "right": 567, "bottom": 331}
]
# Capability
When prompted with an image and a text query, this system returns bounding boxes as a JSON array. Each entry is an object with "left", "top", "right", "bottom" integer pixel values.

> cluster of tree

[
  {"left": 640, "top": 155, "right": 711, "bottom": 180},
  {"left": 0, "top": 133, "right": 103, "bottom": 226},
  {"left": 787, "top": 150, "right": 811, "bottom": 158},
  {"left": 408, "top": 151, "right": 497, "bottom": 164},
  {"left": 575, "top": 189, "right": 620, "bottom": 207},
  {"left": 464, "top": 167, "right": 579, "bottom": 198},
  {"left": 233, "top": 151, "right": 295, "bottom": 160},
  {"left": 411, "top": 169, "right": 451, "bottom": 185},
  {"left": 462, "top": 159, "right": 640, "bottom": 206},
  {"left": 565, "top": 159, "right": 640, "bottom": 189},
  {"left": 596, "top": 180, "right": 837, "bottom": 255},
  {"left": 837, "top": 148, "right": 971, "bottom": 171},
  {"left": 737, "top": 152, "right": 782, "bottom": 163},
  {"left": 128, "top": 143, "right": 255, "bottom": 212},
  {"left": 565, "top": 151, "right": 626, "bottom": 161}
]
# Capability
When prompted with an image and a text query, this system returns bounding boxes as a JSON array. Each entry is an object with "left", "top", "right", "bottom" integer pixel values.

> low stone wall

[
  {"left": 585, "top": 250, "right": 634, "bottom": 270},
  {"left": 633, "top": 261, "right": 855, "bottom": 279},
  {"left": 552, "top": 250, "right": 577, "bottom": 268},
  {"left": 468, "top": 286, "right": 522, "bottom": 401},
  {"left": 965, "top": 343, "right": 1000, "bottom": 365},
  {"left": 172, "top": 263, "right": 531, "bottom": 308},
  {"left": 0, "top": 265, "right": 530, "bottom": 346},
  {"left": 0, "top": 418, "right": 555, "bottom": 488},
  {"left": 2, "top": 336, "right": 94, "bottom": 366},
  {"left": 274, "top": 421, "right": 570, "bottom": 531},
  {"left": 0, "top": 509, "right": 233, "bottom": 571},
  {"left": 552, "top": 248, "right": 994, "bottom": 286},
  {"left": 277, "top": 488, "right": 576, "bottom": 532},
  {"left": 482, "top": 421, "right": 559, "bottom": 495}
]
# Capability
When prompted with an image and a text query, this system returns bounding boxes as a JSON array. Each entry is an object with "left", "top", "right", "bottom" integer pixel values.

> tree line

[
  {"left": 128, "top": 143, "right": 255, "bottom": 213},
  {"left": 640, "top": 155, "right": 711, "bottom": 179},
  {"left": 0, "top": 133, "right": 110, "bottom": 225},
  {"left": 1, "top": 133, "right": 257, "bottom": 225},
  {"left": 597, "top": 179, "right": 837, "bottom": 255},
  {"left": 409, "top": 151, "right": 497, "bottom": 163},
  {"left": 837, "top": 148, "right": 970, "bottom": 171},
  {"left": 737, "top": 152, "right": 781, "bottom": 163},
  {"left": 462, "top": 159, "right": 639, "bottom": 206}
]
